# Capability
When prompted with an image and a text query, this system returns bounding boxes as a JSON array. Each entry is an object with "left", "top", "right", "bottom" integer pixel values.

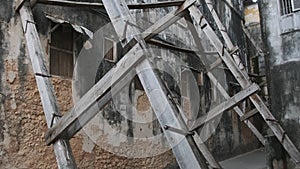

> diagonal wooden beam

[
  {"left": 189, "top": 83, "right": 259, "bottom": 131},
  {"left": 103, "top": 0, "right": 210, "bottom": 168},
  {"left": 18, "top": 2, "right": 77, "bottom": 168},
  {"left": 45, "top": 45, "right": 145, "bottom": 145}
]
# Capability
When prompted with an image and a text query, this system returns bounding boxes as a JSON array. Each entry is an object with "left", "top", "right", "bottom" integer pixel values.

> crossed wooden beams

[{"left": 17, "top": 0, "right": 300, "bottom": 168}]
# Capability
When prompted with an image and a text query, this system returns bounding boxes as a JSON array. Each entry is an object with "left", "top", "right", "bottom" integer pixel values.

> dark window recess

[
  {"left": 50, "top": 24, "right": 74, "bottom": 78},
  {"left": 104, "top": 38, "right": 116, "bottom": 62},
  {"left": 279, "top": 0, "right": 293, "bottom": 15}
]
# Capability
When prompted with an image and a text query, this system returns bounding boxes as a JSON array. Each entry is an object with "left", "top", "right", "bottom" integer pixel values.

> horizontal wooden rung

[
  {"left": 189, "top": 83, "right": 259, "bottom": 131},
  {"left": 240, "top": 108, "right": 259, "bottom": 121}
]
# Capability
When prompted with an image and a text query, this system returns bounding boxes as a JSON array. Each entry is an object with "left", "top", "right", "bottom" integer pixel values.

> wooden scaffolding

[{"left": 16, "top": 0, "right": 300, "bottom": 168}]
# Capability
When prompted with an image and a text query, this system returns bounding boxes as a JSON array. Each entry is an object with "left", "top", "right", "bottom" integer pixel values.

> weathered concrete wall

[{"left": 260, "top": 0, "right": 300, "bottom": 168}]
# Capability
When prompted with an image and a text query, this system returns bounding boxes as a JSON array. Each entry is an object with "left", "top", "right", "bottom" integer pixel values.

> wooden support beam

[
  {"left": 102, "top": 0, "right": 210, "bottom": 168},
  {"left": 18, "top": 2, "right": 77, "bottom": 168},
  {"left": 189, "top": 5, "right": 300, "bottom": 162},
  {"left": 45, "top": 45, "right": 145, "bottom": 145},
  {"left": 37, "top": 0, "right": 185, "bottom": 9},
  {"left": 208, "top": 58, "right": 223, "bottom": 71},
  {"left": 193, "top": 133, "right": 222, "bottom": 169},
  {"left": 189, "top": 83, "right": 259, "bottom": 131}
]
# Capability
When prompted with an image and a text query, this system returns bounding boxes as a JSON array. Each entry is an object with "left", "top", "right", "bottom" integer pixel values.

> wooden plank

[
  {"left": 193, "top": 133, "right": 222, "bottom": 169},
  {"left": 136, "top": 59, "right": 208, "bottom": 169},
  {"left": 18, "top": 2, "right": 77, "bottom": 168},
  {"left": 45, "top": 45, "right": 145, "bottom": 145},
  {"left": 189, "top": 83, "right": 259, "bottom": 131},
  {"left": 208, "top": 58, "right": 223, "bottom": 71},
  {"left": 240, "top": 108, "right": 259, "bottom": 121},
  {"left": 189, "top": 5, "right": 300, "bottom": 162},
  {"left": 103, "top": 0, "right": 209, "bottom": 168},
  {"left": 37, "top": 0, "right": 185, "bottom": 9}
]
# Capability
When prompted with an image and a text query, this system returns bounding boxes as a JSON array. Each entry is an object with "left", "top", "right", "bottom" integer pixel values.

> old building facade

[{"left": 1, "top": 0, "right": 297, "bottom": 168}]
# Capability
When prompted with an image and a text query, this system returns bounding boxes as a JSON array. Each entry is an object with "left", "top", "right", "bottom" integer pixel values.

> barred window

[{"left": 280, "top": 0, "right": 293, "bottom": 15}]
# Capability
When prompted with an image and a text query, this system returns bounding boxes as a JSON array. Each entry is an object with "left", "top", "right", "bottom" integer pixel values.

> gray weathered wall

[{"left": 260, "top": 0, "right": 300, "bottom": 168}]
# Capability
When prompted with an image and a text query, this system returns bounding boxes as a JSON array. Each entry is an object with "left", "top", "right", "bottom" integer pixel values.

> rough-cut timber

[
  {"left": 18, "top": 1, "right": 77, "bottom": 168},
  {"left": 45, "top": 45, "right": 145, "bottom": 145},
  {"left": 102, "top": 0, "right": 209, "bottom": 168}
]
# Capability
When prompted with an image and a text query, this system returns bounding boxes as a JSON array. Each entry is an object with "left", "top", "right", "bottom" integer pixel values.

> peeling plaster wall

[{"left": 260, "top": 0, "right": 300, "bottom": 168}]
